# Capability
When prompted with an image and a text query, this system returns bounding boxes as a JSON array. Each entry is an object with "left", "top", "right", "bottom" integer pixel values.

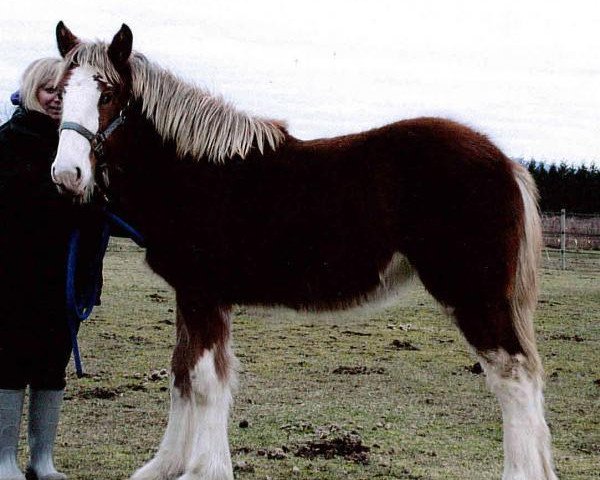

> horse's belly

[{"left": 233, "top": 251, "right": 414, "bottom": 311}]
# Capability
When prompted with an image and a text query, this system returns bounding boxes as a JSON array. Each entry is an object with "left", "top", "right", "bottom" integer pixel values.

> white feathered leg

[
  {"left": 480, "top": 351, "right": 557, "bottom": 480},
  {"left": 177, "top": 348, "right": 234, "bottom": 480},
  {"left": 130, "top": 380, "right": 196, "bottom": 480},
  {"left": 133, "top": 300, "right": 235, "bottom": 480}
]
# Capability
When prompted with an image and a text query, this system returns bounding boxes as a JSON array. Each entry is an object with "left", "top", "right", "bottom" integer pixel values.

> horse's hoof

[
  {"left": 176, "top": 473, "right": 233, "bottom": 480},
  {"left": 130, "top": 457, "right": 184, "bottom": 480}
]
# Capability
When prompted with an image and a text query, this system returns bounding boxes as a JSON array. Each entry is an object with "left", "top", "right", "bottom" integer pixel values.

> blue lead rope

[
  {"left": 104, "top": 211, "right": 146, "bottom": 248},
  {"left": 66, "top": 211, "right": 145, "bottom": 377}
]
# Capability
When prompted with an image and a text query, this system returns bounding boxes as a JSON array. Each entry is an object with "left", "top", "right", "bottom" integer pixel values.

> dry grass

[{"left": 17, "top": 237, "right": 598, "bottom": 479}]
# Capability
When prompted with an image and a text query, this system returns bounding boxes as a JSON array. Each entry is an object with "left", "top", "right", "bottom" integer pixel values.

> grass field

[{"left": 21, "top": 238, "right": 599, "bottom": 479}]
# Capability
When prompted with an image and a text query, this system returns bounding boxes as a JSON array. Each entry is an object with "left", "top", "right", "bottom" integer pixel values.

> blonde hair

[{"left": 20, "top": 58, "right": 62, "bottom": 114}]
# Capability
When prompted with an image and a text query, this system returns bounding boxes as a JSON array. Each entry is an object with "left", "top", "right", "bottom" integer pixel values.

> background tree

[{"left": 523, "top": 160, "right": 599, "bottom": 213}]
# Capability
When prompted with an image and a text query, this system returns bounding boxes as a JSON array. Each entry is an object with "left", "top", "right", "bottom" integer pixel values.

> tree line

[{"left": 522, "top": 161, "right": 599, "bottom": 214}]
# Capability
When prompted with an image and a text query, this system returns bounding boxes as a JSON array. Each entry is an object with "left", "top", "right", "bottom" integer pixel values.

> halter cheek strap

[
  {"left": 59, "top": 107, "right": 128, "bottom": 201},
  {"left": 59, "top": 110, "right": 127, "bottom": 159},
  {"left": 60, "top": 121, "right": 96, "bottom": 142}
]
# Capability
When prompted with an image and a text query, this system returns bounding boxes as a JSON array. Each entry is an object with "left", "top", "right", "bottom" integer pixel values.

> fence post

[{"left": 560, "top": 208, "right": 566, "bottom": 270}]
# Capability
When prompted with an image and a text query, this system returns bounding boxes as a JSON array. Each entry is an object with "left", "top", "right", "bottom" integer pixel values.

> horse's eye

[{"left": 99, "top": 91, "right": 113, "bottom": 105}]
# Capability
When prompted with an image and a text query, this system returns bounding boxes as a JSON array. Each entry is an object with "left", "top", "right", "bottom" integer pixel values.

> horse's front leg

[{"left": 131, "top": 298, "right": 235, "bottom": 480}]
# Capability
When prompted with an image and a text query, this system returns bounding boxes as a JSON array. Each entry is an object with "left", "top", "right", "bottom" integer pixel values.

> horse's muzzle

[{"left": 51, "top": 164, "right": 87, "bottom": 199}]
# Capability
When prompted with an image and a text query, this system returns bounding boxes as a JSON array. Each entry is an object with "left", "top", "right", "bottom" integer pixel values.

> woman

[{"left": 0, "top": 58, "right": 101, "bottom": 480}]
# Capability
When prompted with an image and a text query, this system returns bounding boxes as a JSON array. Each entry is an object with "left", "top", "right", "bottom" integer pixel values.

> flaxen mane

[{"left": 64, "top": 42, "right": 286, "bottom": 163}]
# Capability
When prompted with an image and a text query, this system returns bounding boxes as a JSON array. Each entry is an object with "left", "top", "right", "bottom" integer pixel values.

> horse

[{"left": 50, "top": 22, "right": 557, "bottom": 480}]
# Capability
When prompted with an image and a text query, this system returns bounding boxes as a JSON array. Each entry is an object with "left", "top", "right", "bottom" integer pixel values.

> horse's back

[
  {"left": 282, "top": 116, "right": 523, "bottom": 254},
  {"left": 200, "top": 117, "right": 526, "bottom": 309}
]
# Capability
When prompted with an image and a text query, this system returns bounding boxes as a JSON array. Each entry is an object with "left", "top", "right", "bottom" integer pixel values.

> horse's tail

[{"left": 510, "top": 162, "right": 543, "bottom": 376}]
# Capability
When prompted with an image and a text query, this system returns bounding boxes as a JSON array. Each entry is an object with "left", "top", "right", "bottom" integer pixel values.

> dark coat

[{"left": 0, "top": 108, "right": 77, "bottom": 323}]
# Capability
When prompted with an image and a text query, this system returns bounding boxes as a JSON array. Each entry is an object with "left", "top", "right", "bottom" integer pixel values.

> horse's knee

[
  {"left": 189, "top": 346, "right": 235, "bottom": 403},
  {"left": 172, "top": 303, "right": 234, "bottom": 397}
]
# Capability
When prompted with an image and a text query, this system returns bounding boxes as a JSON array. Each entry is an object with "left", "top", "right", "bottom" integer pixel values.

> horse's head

[{"left": 51, "top": 22, "right": 133, "bottom": 201}]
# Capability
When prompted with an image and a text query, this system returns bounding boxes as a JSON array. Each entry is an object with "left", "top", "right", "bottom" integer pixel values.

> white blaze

[{"left": 52, "top": 66, "right": 101, "bottom": 197}]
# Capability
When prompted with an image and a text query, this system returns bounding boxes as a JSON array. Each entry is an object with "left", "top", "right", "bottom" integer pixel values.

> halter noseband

[{"left": 59, "top": 106, "right": 128, "bottom": 160}]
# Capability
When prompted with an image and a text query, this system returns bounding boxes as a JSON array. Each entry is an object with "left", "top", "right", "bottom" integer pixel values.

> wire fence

[{"left": 541, "top": 210, "right": 600, "bottom": 271}]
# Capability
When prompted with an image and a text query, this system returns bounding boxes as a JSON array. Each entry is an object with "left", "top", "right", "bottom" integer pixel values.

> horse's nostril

[{"left": 75, "top": 167, "right": 82, "bottom": 180}]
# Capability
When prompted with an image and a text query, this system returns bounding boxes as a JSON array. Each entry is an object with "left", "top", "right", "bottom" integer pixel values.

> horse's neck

[{"left": 114, "top": 117, "right": 174, "bottom": 210}]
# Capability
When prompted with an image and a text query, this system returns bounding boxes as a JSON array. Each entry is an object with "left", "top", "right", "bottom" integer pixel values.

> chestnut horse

[{"left": 51, "top": 22, "right": 557, "bottom": 480}]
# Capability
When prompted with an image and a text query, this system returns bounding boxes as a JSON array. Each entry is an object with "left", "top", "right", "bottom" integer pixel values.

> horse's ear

[
  {"left": 56, "top": 21, "right": 80, "bottom": 57},
  {"left": 108, "top": 24, "right": 133, "bottom": 68}
]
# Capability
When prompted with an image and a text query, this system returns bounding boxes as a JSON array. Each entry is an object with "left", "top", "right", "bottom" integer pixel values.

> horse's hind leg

[
  {"left": 479, "top": 351, "right": 556, "bottom": 480},
  {"left": 416, "top": 250, "right": 556, "bottom": 479},
  {"left": 406, "top": 163, "right": 557, "bottom": 478},
  {"left": 131, "top": 295, "right": 235, "bottom": 480},
  {"left": 451, "top": 299, "right": 557, "bottom": 480}
]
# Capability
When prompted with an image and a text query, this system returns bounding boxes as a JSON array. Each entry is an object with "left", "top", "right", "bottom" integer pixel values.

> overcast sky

[{"left": 1, "top": 0, "right": 598, "bottom": 165}]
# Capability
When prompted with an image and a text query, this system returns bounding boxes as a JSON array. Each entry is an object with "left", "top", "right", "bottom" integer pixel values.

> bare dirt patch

[
  {"left": 391, "top": 339, "right": 421, "bottom": 351},
  {"left": 332, "top": 365, "right": 385, "bottom": 375},
  {"left": 295, "top": 430, "right": 370, "bottom": 465}
]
